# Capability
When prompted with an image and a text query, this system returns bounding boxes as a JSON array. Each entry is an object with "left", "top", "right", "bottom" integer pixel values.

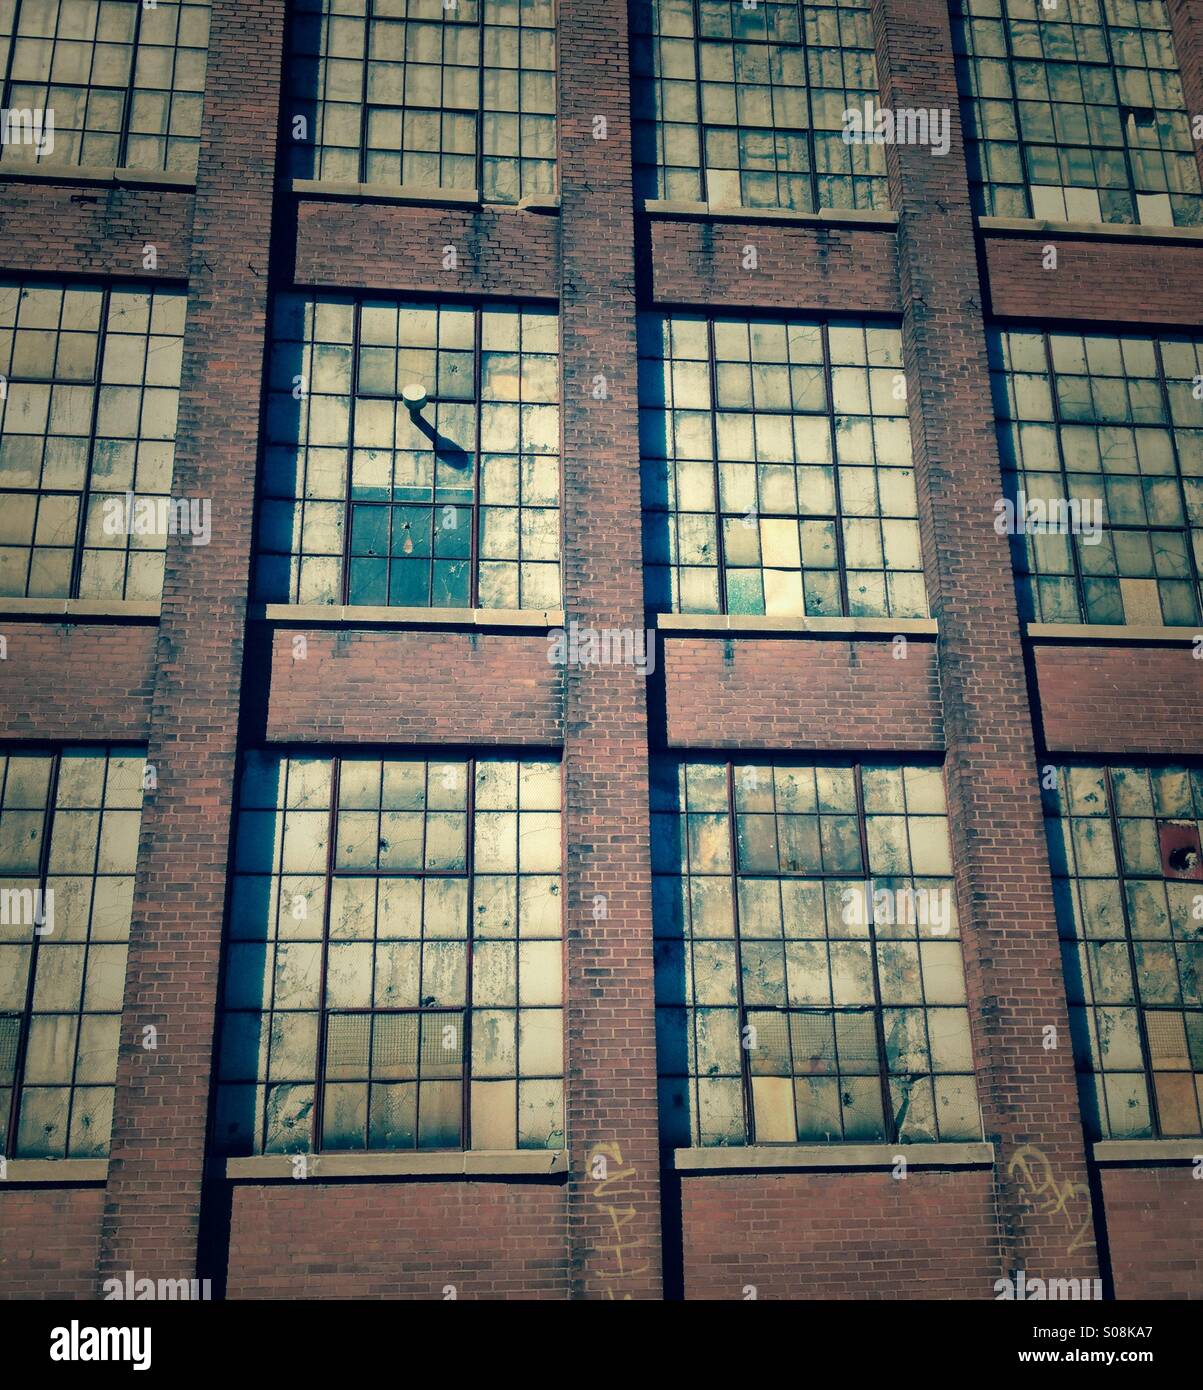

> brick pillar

[
  {"left": 558, "top": 0, "right": 664, "bottom": 1300},
  {"left": 871, "top": 0, "right": 1101, "bottom": 1286},
  {"left": 97, "top": 0, "right": 285, "bottom": 1286},
  {"left": 1167, "top": 0, "right": 1203, "bottom": 197}
]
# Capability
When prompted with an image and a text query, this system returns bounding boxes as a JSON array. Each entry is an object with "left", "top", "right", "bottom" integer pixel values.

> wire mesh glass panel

[
  {"left": 1044, "top": 762, "right": 1203, "bottom": 1138},
  {"left": 216, "top": 752, "right": 563, "bottom": 1154},
  {"left": 989, "top": 325, "right": 1203, "bottom": 626},
  {"left": 652, "top": 757, "right": 978, "bottom": 1147},
  {"left": 952, "top": 0, "right": 1202, "bottom": 227},
  {"left": 285, "top": 0, "right": 556, "bottom": 201},
  {"left": 0, "top": 279, "right": 188, "bottom": 602},
  {"left": 0, "top": 746, "right": 146, "bottom": 1158},
  {"left": 0, "top": 0, "right": 210, "bottom": 175},
  {"left": 632, "top": 0, "right": 887, "bottom": 211},
  {"left": 255, "top": 294, "right": 560, "bottom": 611},
  {"left": 639, "top": 313, "right": 925, "bottom": 618}
]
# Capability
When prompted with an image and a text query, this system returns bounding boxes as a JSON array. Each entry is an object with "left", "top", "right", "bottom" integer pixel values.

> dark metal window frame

[{"left": 633, "top": 0, "right": 886, "bottom": 214}]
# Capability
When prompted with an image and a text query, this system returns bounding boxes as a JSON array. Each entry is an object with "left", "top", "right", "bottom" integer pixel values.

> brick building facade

[{"left": 0, "top": 0, "right": 1201, "bottom": 1301}]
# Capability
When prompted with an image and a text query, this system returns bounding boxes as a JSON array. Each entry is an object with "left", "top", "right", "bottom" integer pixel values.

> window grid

[
  {"left": 952, "top": 0, "right": 1202, "bottom": 228},
  {"left": 651, "top": 758, "right": 979, "bottom": 1149},
  {"left": 990, "top": 325, "right": 1203, "bottom": 626},
  {"left": 285, "top": 0, "right": 557, "bottom": 202},
  {"left": 640, "top": 313, "right": 926, "bottom": 619},
  {"left": 0, "top": 746, "right": 145, "bottom": 1159},
  {"left": 0, "top": 280, "right": 187, "bottom": 602},
  {"left": 217, "top": 752, "right": 563, "bottom": 1155},
  {"left": 1044, "top": 763, "right": 1203, "bottom": 1138},
  {"left": 632, "top": 0, "right": 888, "bottom": 213},
  {"left": 256, "top": 295, "right": 560, "bottom": 611},
  {"left": 0, "top": 0, "right": 210, "bottom": 175}
]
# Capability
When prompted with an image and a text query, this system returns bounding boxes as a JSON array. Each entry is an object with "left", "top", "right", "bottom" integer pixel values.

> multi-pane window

[
  {"left": 0, "top": 0, "right": 210, "bottom": 175},
  {"left": 285, "top": 0, "right": 556, "bottom": 201},
  {"left": 639, "top": 314, "right": 926, "bottom": 618},
  {"left": 651, "top": 758, "right": 979, "bottom": 1148},
  {"left": 1044, "top": 763, "right": 1203, "bottom": 1138},
  {"left": 216, "top": 752, "right": 563, "bottom": 1155},
  {"left": 632, "top": 0, "right": 887, "bottom": 212},
  {"left": 0, "top": 280, "right": 187, "bottom": 602},
  {"left": 255, "top": 295, "right": 560, "bottom": 611},
  {"left": 990, "top": 326, "right": 1203, "bottom": 626},
  {"left": 953, "top": 0, "right": 1202, "bottom": 227},
  {"left": 0, "top": 746, "right": 145, "bottom": 1158}
]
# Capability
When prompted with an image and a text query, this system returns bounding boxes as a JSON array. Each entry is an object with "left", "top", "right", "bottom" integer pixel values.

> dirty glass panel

[
  {"left": 0, "top": 280, "right": 188, "bottom": 602},
  {"left": 653, "top": 757, "right": 978, "bottom": 1147},
  {"left": 640, "top": 313, "right": 926, "bottom": 618},
  {"left": 0, "top": 0, "right": 210, "bottom": 175},
  {"left": 632, "top": 0, "right": 886, "bottom": 211},
  {"left": 0, "top": 746, "right": 145, "bottom": 1158},
  {"left": 989, "top": 326, "right": 1203, "bottom": 626},
  {"left": 217, "top": 752, "right": 563, "bottom": 1153},
  {"left": 1045, "top": 762, "right": 1203, "bottom": 1138},
  {"left": 286, "top": 0, "right": 556, "bottom": 200},
  {"left": 256, "top": 294, "right": 560, "bottom": 611},
  {"left": 952, "top": 0, "right": 1201, "bottom": 227}
]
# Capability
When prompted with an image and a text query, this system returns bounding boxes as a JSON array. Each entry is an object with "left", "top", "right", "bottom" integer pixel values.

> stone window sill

[
  {"left": 288, "top": 178, "right": 559, "bottom": 214},
  {"left": 642, "top": 198, "right": 897, "bottom": 228},
  {"left": 1092, "top": 1139, "right": 1203, "bottom": 1165},
  {"left": 0, "top": 598, "right": 160, "bottom": 622},
  {"left": 978, "top": 214, "right": 1203, "bottom": 244},
  {"left": 672, "top": 1142, "right": 993, "bottom": 1172},
  {"left": 1, "top": 1158, "right": 108, "bottom": 1184},
  {"left": 252, "top": 603, "right": 563, "bottom": 632},
  {"left": 654, "top": 613, "right": 937, "bottom": 638},
  {"left": 225, "top": 1149, "right": 568, "bottom": 1181},
  {"left": 0, "top": 164, "right": 195, "bottom": 191},
  {"left": 1027, "top": 621, "right": 1201, "bottom": 644}
]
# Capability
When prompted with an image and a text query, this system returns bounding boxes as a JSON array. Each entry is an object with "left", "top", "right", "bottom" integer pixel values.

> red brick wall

[
  {"left": 984, "top": 234, "right": 1203, "bottom": 328},
  {"left": 0, "top": 1188, "right": 105, "bottom": 1299},
  {"left": 294, "top": 201, "right": 558, "bottom": 299},
  {"left": 874, "top": 0, "right": 1100, "bottom": 1282},
  {"left": 650, "top": 217, "right": 899, "bottom": 312},
  {"left": 558, "top": 0, "right": 664, "bottom": 1298},
  {"left": 97, "top": 0, "right": 287, "bottom": 1289},
  {"left": 226, "top": 1182, "right": 568, "bottom": 1299},
  {"left": 1034, "top": 644, "right": 1203, "bottom": 757},
  {"left": 0, "top": 182, "right": 192, "bottom": 280},
  {"left": 1101, "top": 1167, "right": 1203, "bottom": 1301},
  {"left": 663, "top": 636, "right": 943, "bottom": 751},
  {"left": 0, "top": 623, "right": 155, "bottom": 740},
  {"left": 264, "top": 628, "right": 563, "bottom": 745},
  {"left": 681, "top": 1170, "right": 1000, "bottom": 1299}
]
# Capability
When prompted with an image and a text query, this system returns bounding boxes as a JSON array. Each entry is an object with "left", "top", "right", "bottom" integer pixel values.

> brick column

[
  {"left": 97, "top": 0, "right": 286, "bottom": 1286},
  {"left": 558, "top": 0, "right": 664, "bottom": 1299},
  {"left": 1167, "top": 0, "right": 1203, "bottom": 197},
  {"left": 871, "top": 0, "right": 1101, "bottom": 1286}
]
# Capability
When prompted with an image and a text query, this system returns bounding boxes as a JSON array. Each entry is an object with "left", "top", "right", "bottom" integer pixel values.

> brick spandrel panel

[
  {"left": 0, "top": 1189, "right": 105, "bottom": 1300},
  {"left": 0, "top": 184, "right": 193, "bottom": 281},
  {"left": 225, "top": 1184, "right": 569, "bottom": 1300}
]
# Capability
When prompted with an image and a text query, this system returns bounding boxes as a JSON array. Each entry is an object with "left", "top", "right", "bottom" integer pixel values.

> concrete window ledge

[
  {"left": 252, "top": 603, "right": 564, "bottom": 632},
  {"left": 654, "top": 613, "right": 937, "bottom": 639},
  {"left": 288, "top": 177, "right": 482, "bottom": 207},
  {"left": 642, "top": 199, "right": 898, "bottom": 229},
  {"left": 672, "top": 1142, "right": 994, "bottom": 1173},
  {"left": 0, "top": 164, "right": 195, "bottom": 191},
  {"left": 1027, "top": 621, "right": 1200, "bottom": 644},
  {"left": 225, "top": 1149, "right": 568, "bottom": 1181},
  {"left": 2, "top": 1159, "right": 108, "bottom": 1184},
  {"left": 0, "top": 598, "right": 160, "bottom": 622},
  {"left": 1092, "top": 1139, "right": 1203, "bottom": 1165},
  {"left": 978, "top": 215, "right": 1203, "bottom": 244}
]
